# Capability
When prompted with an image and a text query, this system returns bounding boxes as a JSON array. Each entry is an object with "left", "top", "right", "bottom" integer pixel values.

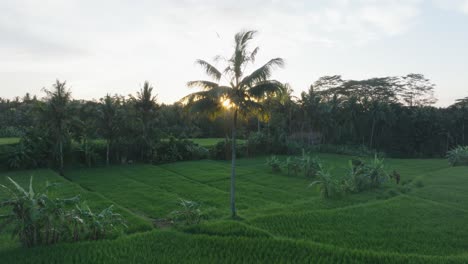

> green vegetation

[
  {"left": 0, "top": 154, "right": 466, "bottom": 263},
  {"left": 0, "top": 138, "right": 20, "bottom": 145},
  {"left": 447, "top": 146, "right": 468, "bottom": 166},
  {"left": 188, "top": 138, "right": 246, "bottom": 148},
  {"left": 0, "top": 29, "right": 467, "bottom": 263}
]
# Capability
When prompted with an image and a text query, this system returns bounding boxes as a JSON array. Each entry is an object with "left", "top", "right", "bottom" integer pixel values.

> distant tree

[
  {"left": 183, "top": 30, "right": 284, "bottom": 217},
  {"left": 71, "top": 100, "right": 99, "bottom": 167},
  {"left": 133, "top": 82, "right": 159, "bottom": 161},
  {"left": 399, "top": 74, "right": 437, "bottom": 107},
  {"left": 99, "top": 95, "right": 120, "bottom": 166},
  {"left": 41, "top": 80, "right": 71, "bottom": 175},
  {"left": 451, "top": 96, "right": 468, "bottom": 145}
]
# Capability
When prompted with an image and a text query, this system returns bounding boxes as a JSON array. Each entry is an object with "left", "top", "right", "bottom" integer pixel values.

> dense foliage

[
  {"left": 0, "top": 177, "right": 126, "bottom": 247},
  {"left": 0, "top": 76, "right": 466, "bottom": 172}
]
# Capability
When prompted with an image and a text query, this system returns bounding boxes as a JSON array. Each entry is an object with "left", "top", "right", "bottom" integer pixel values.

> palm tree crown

[{"left": 183, "top": 30, "right": 285, "bottom": 115}]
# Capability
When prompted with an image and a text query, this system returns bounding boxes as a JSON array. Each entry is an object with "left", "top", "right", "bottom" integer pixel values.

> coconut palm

[
  {"left": 133, "top": 81, "right": 158, "bottom": 161},
  {"left": 99, "top": 94, "right": 119, "bottom": 166},
  {"left": 42, "top": 80, "right": 72, "bottom": 176},
  {"left": 183, "top": 30, "right": 284, "bottom": 217}
]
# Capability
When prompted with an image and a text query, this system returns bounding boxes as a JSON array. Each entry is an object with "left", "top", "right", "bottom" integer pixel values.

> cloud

[
  {"left": 432, "top": 0, "right": 468, "bottom": 14},
  {"left": 463, "top": 0, "right": 468, "bottom": 13}
]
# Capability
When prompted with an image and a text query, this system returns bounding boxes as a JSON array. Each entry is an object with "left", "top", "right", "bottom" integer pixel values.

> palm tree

[
  {"left": 99, "top": 94, "right": 119, "bottom": 166},
  {"left": 183, "top": 30, "right": 284, "bottom": 217},
  {"left": 133, "top": 81, "right": 158, "bottom": 161},
  {"left": 42, "top": 80, "right": 71, "bottom": 176}
]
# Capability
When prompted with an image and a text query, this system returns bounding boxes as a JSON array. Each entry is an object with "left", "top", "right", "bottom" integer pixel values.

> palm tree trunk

[{"left": 230, "top": 109, "right": 238, "bottom": 218}]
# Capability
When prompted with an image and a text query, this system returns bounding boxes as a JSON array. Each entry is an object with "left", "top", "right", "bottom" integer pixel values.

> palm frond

[
  {"left": 195, "top": 60, "right": 222, "bottom": 81},
  {"left": 187, "top": 80, "right": 219, "bottom": 90},
  {"left": 247, "top": 80, "right": 284, "bottom": 99},
  {"left": 240, "top": 58, "right": 284, "bottom": 88},
  {"left": 235, "top": 30, "right": 257, "bottom": 50},
  {"left": 237, "top": 100, "right": 263, "bottom": 116},
  {"left": 188, "top": 97, "right": 223, "bottom": 115}
]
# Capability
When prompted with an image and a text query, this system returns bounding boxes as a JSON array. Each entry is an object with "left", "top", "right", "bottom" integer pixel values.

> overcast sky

[{"left": 1, "top": 0, "right": 467, "bottom": 106}]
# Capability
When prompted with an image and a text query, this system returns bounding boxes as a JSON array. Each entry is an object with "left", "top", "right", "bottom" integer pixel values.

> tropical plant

[
  {"left": 0, "top": 176, "right": 126, "bottom": 247},
  {"left": 344, "top": 156, "right": 388, "bottom": 192},
  {"left": 297, "top": 150, "right": 321, "bottom": 177},
  {"left": 170, "top": 199, "right": 202, "bottom": 226},
  {"left": 133, "top": 81, "right": 159, "bottom": 161},
  {"left": 309, "top": 163, "right": 342, "bottom": 198},
  {"left": 183, "top": 30, "right": 285, "bottom": 217},
  {"left": 447, "top": 146, "right": 468, "bottom": 166},
  {"left": 266, "top": 155, "right": 282, "bottom": 172},
  {"left": 0, "top": 177, "right": 79, "bottom": 247},
  {"left": 285, "top": 156, "right": 301, "bottom": 176},
  {"left": 41, "top": 80, "right": 72, "bottom": 175},
  {"left": 73, "top": 203, "right": 127, "bottom": 240}
]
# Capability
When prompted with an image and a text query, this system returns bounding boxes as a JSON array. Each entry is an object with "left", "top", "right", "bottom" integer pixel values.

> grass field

[
  {"left": 0, "top": 137, "right": 20, "bottom": 145},
  {"left": 1, "top": 154, "right": 467, "bottom": 263}
]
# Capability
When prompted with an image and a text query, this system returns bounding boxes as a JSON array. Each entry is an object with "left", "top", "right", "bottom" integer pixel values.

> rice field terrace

[{"left": 1, "top": 154, "right": 467, "bottom": 263}]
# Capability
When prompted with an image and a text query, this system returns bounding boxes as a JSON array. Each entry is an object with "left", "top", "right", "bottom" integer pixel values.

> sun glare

[{"left": 222, "top": 98, "right": 232, "bottom": 109}]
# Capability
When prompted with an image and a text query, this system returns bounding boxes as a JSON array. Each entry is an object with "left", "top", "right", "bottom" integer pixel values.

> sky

[{"left": 0, "top": 0, "right": 467, "bottom": 106}]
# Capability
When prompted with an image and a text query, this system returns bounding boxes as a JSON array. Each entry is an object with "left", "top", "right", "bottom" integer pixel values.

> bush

[
  {"left": 344, "top": 156, "right": 389, "bottom": 193},
  {"left": 0, "top": 177, "right": 126, "bottom": 247},
  {"left": 169, "top": 199, "right": 202, "bottom": 226},
  {"left": 447, "top": 146, "right": 468, "bottom": 166},
  {"left": 0, "top": 126, "right": 24, "bottom": 137},
  {"left": 209, "top": 140, "right": 246, "bottom": 160},
  {"left": 309, "top": 163, "right": 345, "bottom": 198},
  {"left": 266, "top": 155, "right": 282, "bottom": 172},
  {"left": 309, "top": 144, "right": 385, "bottom": 157},
  {"left": 246, "top": 132, "right": 269, "bottom": 155},
  {"left": 284, "top": 156, "right": 301, "bottom": 176},
  {"left": 152, "top": 138, "right": 209, "bottom": 164},
  {"left": 297, "top": 150, "right": 321, "bottom": 178}
]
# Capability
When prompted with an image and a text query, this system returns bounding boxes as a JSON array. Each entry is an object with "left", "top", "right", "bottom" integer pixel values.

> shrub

[
  {"left": 266, "top": 155, "right": 282, "bottom": 172},
  {"left": 309, "top": 164, "right": 344, "bottom": 198},
  {"left": 284, "top": 156, "right": 301, "bottom": 176},
  {"left": 309, "top": 144, "right": 385, "bottom": 157},
  {"left": 0, "top": 126, "right": 24, "bottom": 137},
  {"left": 297, "top": 150, "right": 321, "bottom": 178},
  {"left": 169, "top": 199, "right": 202, "bottom": 226},
  {"left": 209, "top": 140, "right": 246, "bottom": 160},
  {"left": 152, "top": 138, "right": 209, "bottom": 164},
  {"left": 344, "top": 156, "right": 388, "bottom": 193},
  {"left": 246, "top": 132, "right": 269, "bottom": 155},
  {"left": 447, "top": 146, "right": 468, "bottom": 166},
  {"left": 0, "top": 177, "right": 126, "bottom": 247}
]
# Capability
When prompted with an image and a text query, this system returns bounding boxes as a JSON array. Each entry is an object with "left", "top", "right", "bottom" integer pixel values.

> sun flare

[{"left": 222, "top": 98, "right": 232, "bottom": 109}]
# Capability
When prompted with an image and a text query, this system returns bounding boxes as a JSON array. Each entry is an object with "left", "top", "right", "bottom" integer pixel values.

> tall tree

[
  {"left": 99, "top": 95, "right": 120, "bottom": 166},
  {"left": 42, "top": 80, "right": 71, "bottom": 175},
  {"left": 183, "top": 30, "right": 284, "bottom": 217},
  {"left": 133, "top": 82, "right": 158, "bottom": 161},
  {"left": 399, "top": 74, "right": 437, "bottom": 107}
]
